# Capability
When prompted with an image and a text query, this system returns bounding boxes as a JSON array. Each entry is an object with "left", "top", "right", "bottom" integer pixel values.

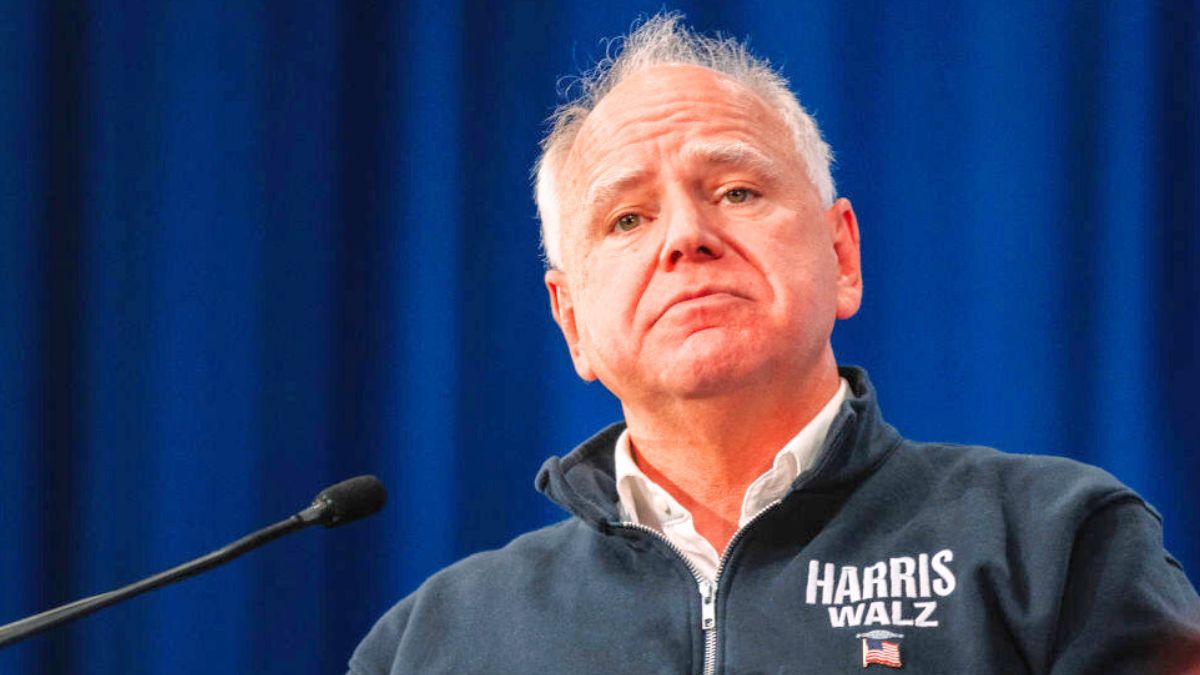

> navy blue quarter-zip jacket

[{"left": 349, "top": 368, "right": 1200, "bottom": 674}]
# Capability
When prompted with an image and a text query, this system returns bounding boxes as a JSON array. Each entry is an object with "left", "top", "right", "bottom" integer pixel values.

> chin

[{"left": 656, "top": 332, "right": 770, "bottom": 399}]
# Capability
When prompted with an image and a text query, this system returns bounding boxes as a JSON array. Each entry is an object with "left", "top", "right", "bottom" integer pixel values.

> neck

[{"left": 621, "top": 357, "right": 841, "bottom": 554}]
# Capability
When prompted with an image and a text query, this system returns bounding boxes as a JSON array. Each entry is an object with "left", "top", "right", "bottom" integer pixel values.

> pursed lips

[{"left": 653, "top": 286, "right": 749, "bottom": 325}]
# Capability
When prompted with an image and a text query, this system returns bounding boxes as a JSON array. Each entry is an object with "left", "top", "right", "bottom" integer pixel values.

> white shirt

[{"left": 613, "top": 378, "right": 850, "bottom": 581}]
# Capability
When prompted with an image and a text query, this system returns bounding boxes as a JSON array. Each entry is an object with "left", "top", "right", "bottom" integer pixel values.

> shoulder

[
  {"left": 855, "top": 437, "right": 1166, "bottom": 579},
  {"left": 886, "top": 438, "right": 1146, "bottom": 521},
  {"left": 412, "top": 517, "right": 596, "bottom": 601},
  {"left": 347, "top": 518, "right": 595, "bottom": 674},
  {"left": 867, "top": 438, "right": 1200, "bottom": 670}
]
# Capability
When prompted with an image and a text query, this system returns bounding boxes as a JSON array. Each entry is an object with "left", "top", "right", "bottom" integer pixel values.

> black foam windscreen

[{"left": 312, "top": 475, "right": 387, "bottom": 527}]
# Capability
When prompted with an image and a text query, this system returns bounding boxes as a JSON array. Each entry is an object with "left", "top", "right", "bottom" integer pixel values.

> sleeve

[{"left": 1049, "top": 495, "right": 1200, "bottom": 675}]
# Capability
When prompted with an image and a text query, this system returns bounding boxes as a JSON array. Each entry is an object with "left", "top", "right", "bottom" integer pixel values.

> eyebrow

[
  {"left": 582, "top": 167, "right": 654, "bottom": 218},
  {"left": 579, "top": 141, "right": 783, "bottom": 219},
  {"left": 679, "top": 140, "right": 783, "bottom": 183}
]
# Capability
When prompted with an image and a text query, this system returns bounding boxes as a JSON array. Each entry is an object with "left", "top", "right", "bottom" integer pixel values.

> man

[{"left": 350, "top": 14, "right": 1200, "bottom": 674}]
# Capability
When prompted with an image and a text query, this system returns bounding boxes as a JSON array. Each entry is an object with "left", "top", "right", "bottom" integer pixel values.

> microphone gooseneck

[{"left": 0, "top": 475, "right": 387, "bottom": 649}]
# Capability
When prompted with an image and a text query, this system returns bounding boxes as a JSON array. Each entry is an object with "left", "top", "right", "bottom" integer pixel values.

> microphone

[
  {"left": 0, "top": 475, "right": 387, "bottom": 649},
  {"left": 299, "top": 475, "right": 388, "bottom": 527}
]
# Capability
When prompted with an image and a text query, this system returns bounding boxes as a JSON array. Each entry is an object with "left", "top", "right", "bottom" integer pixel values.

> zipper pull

[{"left": 699, "top": 580, "right": 716, "bottom": 631}]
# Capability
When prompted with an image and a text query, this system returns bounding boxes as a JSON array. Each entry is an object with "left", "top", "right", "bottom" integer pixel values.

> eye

[
  {"left": 723, "top": 188, "right": 754, "bottom": 204},
  {"left": 614, "top": 213, "right": 642, "bottom": 232}
]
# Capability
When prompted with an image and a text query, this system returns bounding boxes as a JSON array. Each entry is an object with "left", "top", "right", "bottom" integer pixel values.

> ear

[
  {"left": 827, "top": 198, "right": 863, "bottom": 319},
  {"left": 545, "top": 268, "right": 598, "bottom": 381}
]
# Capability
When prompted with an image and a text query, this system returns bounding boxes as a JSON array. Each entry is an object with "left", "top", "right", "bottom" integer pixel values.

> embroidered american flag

[{"left": 861, "top": 638, "right": 902, "bottom": 668}]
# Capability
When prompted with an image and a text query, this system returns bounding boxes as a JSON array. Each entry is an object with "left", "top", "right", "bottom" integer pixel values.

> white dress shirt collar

[{"left": 613, "top": 377, "right": 850, "bottom": 581}]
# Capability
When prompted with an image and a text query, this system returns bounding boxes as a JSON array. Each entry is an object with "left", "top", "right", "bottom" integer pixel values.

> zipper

[
  {"left": 616, "top": 499, "right": 785, "bottom": 675},
  {"left": 607, "top": 409, "right": 859, "bottom": 673}
]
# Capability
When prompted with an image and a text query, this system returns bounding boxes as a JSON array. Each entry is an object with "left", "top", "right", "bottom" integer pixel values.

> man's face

[{"left": 545, "top": 65, "right": 862, "bottom": 406}]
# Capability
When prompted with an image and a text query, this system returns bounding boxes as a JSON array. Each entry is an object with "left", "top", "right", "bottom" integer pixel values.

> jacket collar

[{"left": 534, "top": 366, "right": 901, "bottom": 530}]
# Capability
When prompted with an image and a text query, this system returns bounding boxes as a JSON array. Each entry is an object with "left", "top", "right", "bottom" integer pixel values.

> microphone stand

[{"left": 0, "top": 502, "right": 327, "bottom": 649}]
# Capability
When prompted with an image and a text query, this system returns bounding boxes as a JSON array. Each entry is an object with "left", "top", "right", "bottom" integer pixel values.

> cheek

[
  {"left": 764, "top": 242, "right": 840, "bottom": 315},
  {"left": 581, "top": 248, "right": 653, "bottom": 313},
  {"left": 573, "top": 269, "right": 634, "bottom": 345}
]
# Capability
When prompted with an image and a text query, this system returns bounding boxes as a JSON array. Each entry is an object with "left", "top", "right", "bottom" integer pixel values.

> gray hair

[{"left": 534, "top": 12, "right": 836, "bottom": 269}]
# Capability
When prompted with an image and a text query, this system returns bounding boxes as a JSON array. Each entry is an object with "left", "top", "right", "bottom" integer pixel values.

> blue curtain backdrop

[{"left": 2, "top": 1, "right": 1197, "bottom": 672}]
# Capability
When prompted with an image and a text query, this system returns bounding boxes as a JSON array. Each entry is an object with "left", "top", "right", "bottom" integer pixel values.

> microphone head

[{"left": 311, "top": 475, "right": 387, "bottom": 528}]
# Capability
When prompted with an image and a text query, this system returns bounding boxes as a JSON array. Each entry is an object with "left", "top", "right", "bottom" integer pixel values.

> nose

[{"left": 658, "top": 192, "right": 725, "bottom": 269}]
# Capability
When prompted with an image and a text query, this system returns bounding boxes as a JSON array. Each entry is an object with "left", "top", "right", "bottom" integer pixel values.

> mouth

[{"left": 656, "top": 286, "right": 748, "bottom": 324}]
